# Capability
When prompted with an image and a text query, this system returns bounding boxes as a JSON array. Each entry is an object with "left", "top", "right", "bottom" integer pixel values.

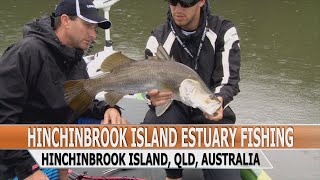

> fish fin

[
  {"left": 147, "top": 56, "right": 159, "bottom": 61},
  {"left": 64, "top": 80, "right": 93, "bottom": 113},
  {"left": 155, "top": 44, "right": 173, "bottom": 61},
  {"left": 90, "top": 72, "right": 110, "bottom": 79},
  {"left": 104, "top": 92, "right": 125, "bottom": 106},
  {"left": 155, "top": 99, "right": 173, "bottom": 116},
  {"left": 101, "top": 51, "right": 135, "bottom": 72}
]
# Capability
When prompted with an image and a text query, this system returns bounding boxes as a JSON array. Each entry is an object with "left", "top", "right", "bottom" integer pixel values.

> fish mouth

[
  {"left": 200, "top": 100, "right": 221, "bottom": 115},
  {"left": 179, "top": 79, "right": 221, "bottom": 115}
]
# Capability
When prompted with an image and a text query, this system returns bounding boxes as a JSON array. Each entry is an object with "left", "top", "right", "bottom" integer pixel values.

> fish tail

[{"left": 64, "top": 79, "right": 93, "bottom": 113}]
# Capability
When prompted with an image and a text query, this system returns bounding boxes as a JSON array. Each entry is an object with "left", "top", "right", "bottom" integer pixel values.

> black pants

[{"left": 143, "top": 101, "right": 241, "bottom": 180}]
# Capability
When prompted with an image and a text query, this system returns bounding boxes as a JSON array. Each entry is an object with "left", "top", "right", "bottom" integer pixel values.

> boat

[{"left": 70, "top": 0, "right": 272, "bottom": 179}]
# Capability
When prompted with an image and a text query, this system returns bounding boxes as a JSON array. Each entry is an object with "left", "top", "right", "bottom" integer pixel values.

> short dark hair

[{"left": 53, "top": 15, "right": 77, "bottom": 30}]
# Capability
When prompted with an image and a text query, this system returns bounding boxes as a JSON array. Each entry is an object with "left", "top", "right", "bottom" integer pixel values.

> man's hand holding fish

[
  {"left": 147, "top": 89, "right": 173, "bottom": 107},
  {"left": 204, "top": 96, "right": 224, "bottom": 121},
  {"left": 148, "top": 89, "right": 224, "bottom": 121}
]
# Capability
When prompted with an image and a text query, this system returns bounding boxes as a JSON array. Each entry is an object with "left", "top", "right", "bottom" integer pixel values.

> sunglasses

[{"left": 167, "top": 0, "right": 200, "bottom": 8}]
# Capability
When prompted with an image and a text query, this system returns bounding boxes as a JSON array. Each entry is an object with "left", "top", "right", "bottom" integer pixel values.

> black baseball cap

[{"left": 54, "top": 0, "right": 111, "bottom": 29}]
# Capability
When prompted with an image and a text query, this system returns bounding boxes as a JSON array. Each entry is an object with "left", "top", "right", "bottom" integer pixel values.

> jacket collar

[{"left": 171, "top": 10, "right": 207, "bottom": 41}]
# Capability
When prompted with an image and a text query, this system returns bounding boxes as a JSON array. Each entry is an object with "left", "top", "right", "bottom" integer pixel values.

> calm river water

[{"left": 0, "top": 0, "right": 319, "bottom": 179}]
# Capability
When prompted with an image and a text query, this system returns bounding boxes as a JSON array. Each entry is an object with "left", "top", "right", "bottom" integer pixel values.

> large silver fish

[{"left": 64, "top": 45, "right": 221, "bottom": 116}]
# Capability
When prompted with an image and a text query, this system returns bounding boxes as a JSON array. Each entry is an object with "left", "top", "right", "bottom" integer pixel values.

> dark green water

[{"left": 0, "top": 0, "right": 319, "bottom": 123}]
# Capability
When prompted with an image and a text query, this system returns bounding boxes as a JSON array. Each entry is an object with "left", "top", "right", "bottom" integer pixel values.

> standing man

[
  {"left": 144, "top": 0, "right": 241, "bottom": 179},
  {"left": 0, "top": 0, "right": 125, "bottom": 179}
]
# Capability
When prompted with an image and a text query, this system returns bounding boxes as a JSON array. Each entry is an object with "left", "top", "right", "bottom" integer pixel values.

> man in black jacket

[
  {"left": 0, "top": 0, "right": 125, "bottom": 179},
  {"left": 144, "top": 0, "right": 241, "bottom": 179}
]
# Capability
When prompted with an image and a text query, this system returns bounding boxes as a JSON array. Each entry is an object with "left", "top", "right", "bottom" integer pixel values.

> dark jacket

[
  {"left": 0, "top": 15, "right": 113, "bottom": 179},
  {"left": 145, "top": 7, "right": 240, "bottom": 121}
]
